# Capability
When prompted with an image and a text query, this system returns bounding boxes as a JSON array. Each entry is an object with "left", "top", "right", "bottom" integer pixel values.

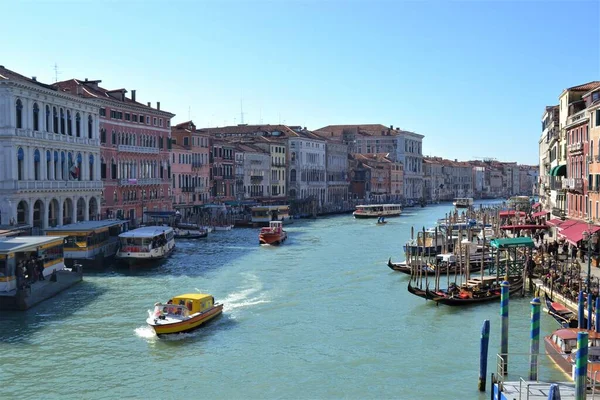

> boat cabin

[
  {"left": 44, "top": 220, "right": 129, "bottom": 267},
  {"left": 548, "top": 329, "right": 600, "bottom": 354},
  {"left": 0, "top": 236, "right": 65, "bottom": 293},
  {"left": 118, "top": 227, "right": 175, "bottom": 253},
  {"left": 261, "top": 220, "right": 283, "bottom": 233},
  {"left": 154, "top": 293, "right": 216, "bottom": 318}
]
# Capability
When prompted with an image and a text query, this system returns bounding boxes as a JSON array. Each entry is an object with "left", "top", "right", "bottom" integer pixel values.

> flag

[{"left": 70, "top": 164, "right": 79, "bottom": 179}]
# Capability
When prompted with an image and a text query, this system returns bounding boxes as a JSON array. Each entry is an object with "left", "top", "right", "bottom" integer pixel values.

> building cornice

[
  {"left": 87, "top": 96, "right": 175, "bottom": 118},
  {"left": 0, "top": 80, "right": 100, "bottom": 109}
]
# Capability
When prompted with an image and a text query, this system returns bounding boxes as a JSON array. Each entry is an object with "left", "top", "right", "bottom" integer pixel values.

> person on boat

[{"left": 381, "top": 217, "right": 385, "bottom": 223}]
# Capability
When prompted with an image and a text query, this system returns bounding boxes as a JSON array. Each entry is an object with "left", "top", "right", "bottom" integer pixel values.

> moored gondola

[
  {"left": 427, "top": 277, "right": 523, "bottom": 306},
  {"left": 543, "top": 294, "right": 579, "bottom": 328},
  {"left": 407, "top": 281, "right": 428, "bottom": 299}
]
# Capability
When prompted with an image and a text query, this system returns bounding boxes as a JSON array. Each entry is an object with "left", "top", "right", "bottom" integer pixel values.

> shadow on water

[{"left": 0, "top": 280, "right": 106, "bottom": 344}]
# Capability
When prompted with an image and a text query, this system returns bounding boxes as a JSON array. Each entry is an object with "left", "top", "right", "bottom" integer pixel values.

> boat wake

[
  {"left": 134, "top": 325, "right": 157, "bottom": 340},
  {"left": 220, "top": 274, "right": 270, "bottom": 314}
]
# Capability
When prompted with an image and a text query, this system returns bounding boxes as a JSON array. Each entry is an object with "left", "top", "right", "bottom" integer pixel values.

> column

[
  {"left": 27, "top": 197, "right": 34, "bottom": 226},
  {"left": 71, "top": 196, "right": 77, "bottom": 223},
  {"left": 50, "top": 151, "right": 55, "bottom": 180},
  {"left": 81, "top": 151, "right": 88, "bottom": 181},
  {"left": 58, "top": 197, "right": 64, "bottom": 226},
  {"left": 43, "top": 198, "right": 49, "bottom": 229},
  {"left": 84, "top": 196, "right": 89, "bottom": 221},
  {"left": 26, "top": 147, "right": 34, "bottom": 180},
  {"left": 40, "top": 148, "right": 47, "bottom": 181}
]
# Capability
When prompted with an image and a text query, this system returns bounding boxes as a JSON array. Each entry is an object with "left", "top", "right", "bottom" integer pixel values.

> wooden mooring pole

[{"left": 478, "top": 319, "right": 490, "bottom": 391}]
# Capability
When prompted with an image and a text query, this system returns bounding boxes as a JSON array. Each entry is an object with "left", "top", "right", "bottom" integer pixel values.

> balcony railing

[
  {"left": 250, "top": 175, "right": 264, "bottom": 181},
  {"left": 272, "top": 162, "right": 285, "bottom": 167},
  {"left": 192, "top": 162, "right": 204, "bottom": 168},
  {"left": 563, "top": 178, "right": 583, "bottom": 192},
  {"left": 11, "top": 180, "right": 103, "bottom": 190},
  {"left": 8, "top": 129, "right": 100, "bottom": 146},
  {"left": 118, "top": 145, "right": 159, "bottom": 154},
  {"left": 566, "top": 110, "right": 588, "bottom": 126},
  {"left": 119, "top": 178, "right": 163, "bottom": 186},
  {"left": 194, "top": 187, "right": 205, "bottom": 193},
  {"left": 568, "top": 142, "right": 584, "bottom": 153}
]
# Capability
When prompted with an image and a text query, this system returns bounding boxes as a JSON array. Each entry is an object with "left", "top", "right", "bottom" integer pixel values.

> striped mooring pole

[
  {"left": 595, "top": 297, "right": 600, "bottom": 332},
  {"left": 478, "top": 319, "right": 490, "bottom": 391},
  {"left": 529, "top": 297, "right": 541, "bottom": 381},
  {"left": 500, "top": 280, "right": 510, "bottom": 375},
  {"left": 578, "top": 291, "right": 585, "bottom": 330},
  {"left": 575, "top": 331, "right": 589, "bottom": 400},
  {"left": 588, "top": 292, "right": 594, "bottom": 331}
]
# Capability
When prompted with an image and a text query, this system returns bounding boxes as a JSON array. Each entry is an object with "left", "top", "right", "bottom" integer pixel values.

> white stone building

[
  {"left": 237, "top": 143, "right": 271, "bottom": 199},
  {"left": 0, "top": 66, "right": 102, "bottom": 230},
  {"left": 395, "top": 130, "right": 425, "bottom": 200},
  {"left": 288, "top": 130, "right": 327, "bottom": 206}
]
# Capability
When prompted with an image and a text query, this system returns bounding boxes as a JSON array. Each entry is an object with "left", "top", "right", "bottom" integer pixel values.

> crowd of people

[{"left": 16, "top": 255, "right": 46, "bottom": 289}]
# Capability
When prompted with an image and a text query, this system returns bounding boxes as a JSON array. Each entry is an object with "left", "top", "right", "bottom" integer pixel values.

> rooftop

[
  {"left": 119, "top": 226, "right": 173, "bottom": 238},
  {"left": 0, "top": 236, "right": 63, "bottom": 253},
  {"left": 45, "top": 220, "right": 127, "bottom": 232}
]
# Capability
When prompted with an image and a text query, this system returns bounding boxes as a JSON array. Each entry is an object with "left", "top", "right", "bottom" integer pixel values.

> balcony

[
  {"left": 9, "top": 129, "right": 100, "bottom": 146},
  {"left": 192, "top": 162, "right": 204, "bottom": 168},
  {"left": 272, "top": 162, "right": 285, "bottom": 167},
  {"left": 10, "top": 180, "right": 103, "bottom": 191},
  {"left": 250, "top": 175, "right": 264, "bottom": 182},
  {"left": 194, "top": 186, "right": 205, "bottom": 193},
  {"left": 566, "top": 110, "right": 588, "bottom": 127},
  {"left": 568, "top": 142, "right": 584, "bottom": 154},
  {"left": 118, "top": 145, "right": 159, "bottom": 154},
  {"left": 181, "top": 187, "right": 194, "bottom": 193},
  {"left": 563, "top": 178, "right": 583, "bottom": 192},
  {"left": 119, "top": 178, "right": 163, "bottom": 186},
  {"left": 552, "top": 207, "right": 565, "bottom": 218}
]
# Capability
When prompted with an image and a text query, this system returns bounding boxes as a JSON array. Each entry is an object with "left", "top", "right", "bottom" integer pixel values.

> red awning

[
  {"left": 500, "top": 225, "right": 549, "bottom": 230},
  {"left": 532, "top": 203, "right": 541, "bottom": 210},
  {"left": 532, "top": 210, "right": 549, "bottom": 218},
  {"left": 547, "top": 218, "right": 563, "bottom": 227},
  {"left": 559, "top": 223, "right": 600, "bottom": 246},
  {"left": 499, "top": 211, "right": 526, "bottom": 217}
]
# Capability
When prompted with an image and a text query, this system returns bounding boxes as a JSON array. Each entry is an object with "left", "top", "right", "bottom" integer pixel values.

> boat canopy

[
  {"left": 490, "top": 237, "right": 535, "bottom": 249},
  {"left": 171, "top": 293, "right": 214, "bottom": 314}
]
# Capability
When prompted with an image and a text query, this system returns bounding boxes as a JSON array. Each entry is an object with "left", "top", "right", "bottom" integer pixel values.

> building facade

[
  {"left": 288, "top": 131, "right": 326, "bottom": 205},
  {"left": 540, "top": 105, "right": 560, "bottom": 211},
  {"left": 587, "top": 86, "right": 600, "bottom": 221},
  {"left": 55, "top": 79, "right": 174, "bottom": 226},
  {"left": 238, "top": 143, "right": 270, "bottom": 200},
  {"left": 0, "top": 66, "right": 102, "bottom": 230},
  {"left": 322, "top": 138, "right": 349, "bottom": 206},
  {"left": 210, "top": 139, "right": 235, "bottom": 201}
]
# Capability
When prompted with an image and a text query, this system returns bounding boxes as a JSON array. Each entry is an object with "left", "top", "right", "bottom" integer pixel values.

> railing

[
  {"left": 119, "top": 178, "right": 163, "bottom": 186},
  {"left": 194, "top": 187, "right": 205, "bottom": 193},
  {"left": 566, "top": 109, "right": 588, "bottom": 126},
  {"left": 250, "top": 175, "right": 264, "bottom": 181},
  {"left": 13, "top": 180, "right": 102, "bottom": 190},
  {"left": 568, "top": 142, "right": 584, "bottom": 153},
  {"left": 8, "top": 129, "right": 101, "bottom": 146},
  {"left": 272, "top": 162, "right": 285, "bottom": 167},
  {"left": 563, "top": 177, "right": 583, "bottom": 191},
  {"left": 118, "top": 145, "right": 159, "bottom": 154},
  {"left": 192, "top": 162, "right": 204, "bottom": 168}
]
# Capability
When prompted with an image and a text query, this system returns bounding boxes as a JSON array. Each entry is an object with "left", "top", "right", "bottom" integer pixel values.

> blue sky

[{"left": 3, "top": 0, "right": 599, "bottom": 164}]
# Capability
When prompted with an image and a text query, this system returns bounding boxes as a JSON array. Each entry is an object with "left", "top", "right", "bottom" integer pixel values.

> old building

[
  {"left": 287, "top": 128, "right": 326, "bottom": 206},
  {"left": 235, "top": 143, "right": 271, "bottom": 200},
  {"left": 312, "top": 134, "right": 349, "bottom": 207},
  {"left": 0, "top": 66, "right": 102, "bottom": 229},
  {"left": 55, "top": 78, "right": 174, "bottom": 225},
  {"left": 540, "top": 105, "right": 560, "bottom": 211},
  {"left": 210, "top": 139, "right": 235, "bottom": 201},
  {"left": 587, "top": 85, "right": 600, "bottom": 221}
]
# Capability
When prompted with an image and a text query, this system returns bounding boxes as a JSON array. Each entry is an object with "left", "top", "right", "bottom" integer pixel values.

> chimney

[
  {"left": 85, "top": 78, "right": 88, "bottom": 82},
  {"left": 390, "top": 125, "right": 393, "bottom": 129},
  {"left": 157, "top": 102, "right": 160, "bottom": 110},
  {"left": 32, "top": 76, "right": 37, "bottom": 81},
  {"left": 131, "top": 90, "right": 136, "bottom": 102},
  {"left": 396, "top": 127, "right": 399, "bottom": 131},
  {"left": 147, "top": 102, "right": 151, "bottom": 107}
]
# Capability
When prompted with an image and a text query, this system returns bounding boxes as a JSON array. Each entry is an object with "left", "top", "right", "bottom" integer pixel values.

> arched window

[
  {"left": 100, "top": 128, "right": 106, "bottom": 143},
  {"left": 75, "top": 113, "right": 81, "bottom": 137},
  {"left": 53, "top": 107, "right": 58, "bottom": 133},
  {"left": 34, "top": 149, "right": 40, "bottom": 180},
  {"left": 89, "top": 154, "right": 94, "bottom": 181},
  {"left": 33, "top": 103, "right": 39, "bottom": 131},
  {"left": 290, "top": 169, "right": 297, "bottom": 182},
  {"left": 16, "top": 99, "right": 23, "bottom": 129},
  {"left": 60, "top": 108, "right": 65, "bottom": 134},
  {"left": 61, "top": 152, "right": 66, "bottom": 180},
  {"left": 54, "top": 151, "right": 59, "bottom": 180},
  {"left": 67, "top": 110, "right": 72, "bottom": 135},
  {"left": 88, "top": 115, "right": 93, "bottom": 139},
  {"left": 17, "top": 147, "right": 24, "bottom": 180},
  {"left": 46, "top": 151, "right": 51, "bottom": 180}
]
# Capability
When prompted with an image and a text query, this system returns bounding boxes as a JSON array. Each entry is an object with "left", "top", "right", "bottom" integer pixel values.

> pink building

[{"left": 55, "top": 79, "right": 175, "bottom": 225}]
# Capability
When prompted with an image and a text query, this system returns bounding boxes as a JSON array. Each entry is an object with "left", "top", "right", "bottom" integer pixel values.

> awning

[
  {"left": 532, "top": 203, "right": 541, "bottom": 210},
  {"left": 532, "top": 210, "right": 549, "bottom": 218},
  {"left": 500, "top": 225, "right": 549, "bottom": 230},
  {"left": 550, "top": 165, "right": 567, "bottom": 177},
  {"left": 490, "top": 237, "right": 535, "bottom": 249},
  {"left": 546, "top": 218, "right": 563, "bottom": 227},
  {"left": 499, "top": 211, "right": 526, "bottom": 217},
  {"left": 559, "top": 223, "right": 600, "bottom": 246}
]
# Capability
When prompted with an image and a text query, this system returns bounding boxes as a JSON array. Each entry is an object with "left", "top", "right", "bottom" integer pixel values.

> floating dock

[{"left": 494, "top": 381, "right": 577, "bottom": 399}]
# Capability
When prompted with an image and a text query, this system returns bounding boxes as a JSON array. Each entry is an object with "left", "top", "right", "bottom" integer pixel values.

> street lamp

[{"left": 583, "top": 228, "right": 599, "bottom": 294}]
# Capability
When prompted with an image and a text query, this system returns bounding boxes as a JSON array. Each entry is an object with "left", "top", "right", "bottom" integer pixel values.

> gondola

[
  {"left": 387, "top": 258, "right": 412, "bottom": 273},
  {"left": 387, "top": 257, "right": 492, "bottom": 276},
  {"left": 543, "top": 294, "right": 579, "bottom": 328},
  {"left": 426, "top": 277, "right": 524, "bottom": 306},
  {"left": 407, "top": 281, "right": 429, "bottom": 299}
]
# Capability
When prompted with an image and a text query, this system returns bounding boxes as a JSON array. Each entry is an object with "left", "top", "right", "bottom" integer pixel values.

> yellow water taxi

[{"left": 146, "top": 293, "right": 223, "bottom": 335}]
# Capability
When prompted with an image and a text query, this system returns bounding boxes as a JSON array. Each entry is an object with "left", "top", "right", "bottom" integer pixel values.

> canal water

[{"left": 0, "top": 201, "right": 566, "bottom": 399}]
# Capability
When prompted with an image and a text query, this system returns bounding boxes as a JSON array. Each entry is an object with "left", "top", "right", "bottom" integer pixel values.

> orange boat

[{"left": 259, "top": 221, "right": 287, "bottom": 245}]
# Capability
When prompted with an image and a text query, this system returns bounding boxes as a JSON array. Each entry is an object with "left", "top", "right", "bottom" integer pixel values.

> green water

[{"left": 0, "top": 201, "right": 566, "bottom": 399}]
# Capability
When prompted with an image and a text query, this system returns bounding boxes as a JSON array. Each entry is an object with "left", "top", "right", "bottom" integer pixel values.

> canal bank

[{"left": 0, "top": 200, "right": 566, "bottom": 399}]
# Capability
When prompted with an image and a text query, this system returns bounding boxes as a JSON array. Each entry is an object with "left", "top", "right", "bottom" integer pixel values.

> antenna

[
  {"left": 53, "top": 63, "right": 61, "bottom": 83},
  {"left": 240, "top": 99, "right": 245, "bottom": 124},
  {"left": 188, "top": 106, "right": 191, "bottom": 120}
]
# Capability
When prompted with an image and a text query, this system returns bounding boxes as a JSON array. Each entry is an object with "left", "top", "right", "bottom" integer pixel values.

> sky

[{"left": 3, "top": 0, "right": 599, "bottom": 165}]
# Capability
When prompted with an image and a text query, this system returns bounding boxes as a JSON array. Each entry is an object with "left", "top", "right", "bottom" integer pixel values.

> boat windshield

[
  {"left": 562, "top": 339, "right": 578, "bottom": 353},
  {"left": 153, "top": 304, "right": 190, "bottom": 318}
]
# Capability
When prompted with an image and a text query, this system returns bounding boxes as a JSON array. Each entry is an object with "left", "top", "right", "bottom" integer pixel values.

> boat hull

[
  {"left": 116, "top": 244, "right": 175, "bottom": 267},
  {"left": 259, "top": 232, "right": 287, "bottom": 245},
  {"left": 544, "top": 337, "right": 573, "bottom": 378},
  {"left": 429, "top": 279, "right": 523, "bottom": 306},
  {"left": 353, "top": 211, "right": 402, "bottom": 219},
  {"left": 148, "top": 304, "right": 224, "bottom": 335}
]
